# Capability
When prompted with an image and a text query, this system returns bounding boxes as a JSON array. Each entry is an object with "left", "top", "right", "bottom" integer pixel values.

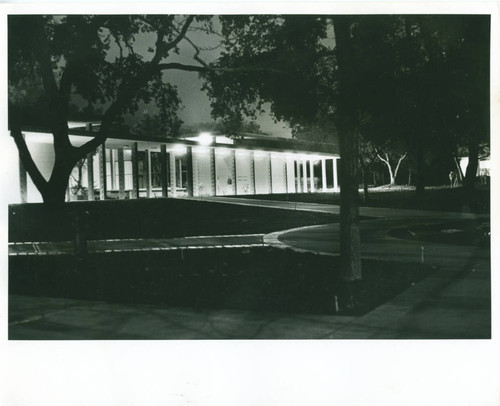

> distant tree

[
  {"left": 291, "top": 115, "right": 338, "bottom": 144},
  {"left": 358, "top": 139, "right": 380, "bottom": 201},
  {"left": 376, "top": 148, "right": 407, "bottom": 186},
  {"left": 218, "top": 117, "right": 268, "bottom": 138},
  {"left": 131, "top": 110, "right": 183, "bottom": 139},
  {"left": 446, "top": 17, "right": 490, "bottom": 210},
  {"left": 9, "top": 15, "right": 211, "bottom": 203},
  {"left": 181, "top": 119, "right": 268, "bottom": 137}
]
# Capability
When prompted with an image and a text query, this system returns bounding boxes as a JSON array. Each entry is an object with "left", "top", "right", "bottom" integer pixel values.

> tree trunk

[
  {"left": 377, "top": 152, "right": 395, "bottom": 185},
  {"left": 464, "top": 138, "right": 479, "bottom": 212},
  {"left": 393, "top": 153, "right": 407, "bottom": 183},
  {"left": 333, "top": 16, "right": 362, "bottom": 285},
  {"left": 41, "top": 157, "right": 75, "bottom": 204},
  {"left": 338, "top": 129, "right": 362, "bottom": 282},
  {"left": 453, "top": 155, "right": 464, "bottom": 184}
]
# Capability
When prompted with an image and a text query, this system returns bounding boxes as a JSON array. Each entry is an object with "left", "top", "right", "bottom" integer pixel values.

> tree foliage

[
  {"left": 202, "top": 14, "right": 490, "bottom": 284},
  {"left": 9, "top": 15, "right": 211, "bottom": 203}
]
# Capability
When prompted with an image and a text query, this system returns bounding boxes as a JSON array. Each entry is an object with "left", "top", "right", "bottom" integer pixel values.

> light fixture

[{"left": 198, "top": 132, "right": 213, "bottom": 146}]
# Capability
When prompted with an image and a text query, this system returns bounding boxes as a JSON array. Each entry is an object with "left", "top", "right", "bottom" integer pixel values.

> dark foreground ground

[
  {"left": 8, "top": 186, "right": 490, "bottom": 339},
  {"left": 9, "top": 248, "right": 431, "bottom": 317}
]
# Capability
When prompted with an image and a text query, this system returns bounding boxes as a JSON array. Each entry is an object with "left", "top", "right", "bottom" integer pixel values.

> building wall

[
  {"left": 286, "top": 157, "right": 296, "bottom": 193},
  {"left": 215, "top": 148, "right": 235, "bottom": 196},
  {"left": 235, "top": 150, "right": 253, "bottom": 195},
  {"left": 15, "top": 132, "right": 339, "bottom": 203},
  {"left": 192, "top": 147, "right": 212, "bottom": 197},
  {"left": 253, "top": 152, "right": 271, "bottom": 194},
  {"left": 270, "top": 152, "right": 287, "bottom": 194}
]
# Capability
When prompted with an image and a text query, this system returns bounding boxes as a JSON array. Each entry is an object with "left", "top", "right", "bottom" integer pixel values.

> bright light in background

[
  {"left": 198, "top": 132, "right": 213, "bottom": 146},
  {"left": 215, "top": 135, "right": 234, "bottom": 145}
]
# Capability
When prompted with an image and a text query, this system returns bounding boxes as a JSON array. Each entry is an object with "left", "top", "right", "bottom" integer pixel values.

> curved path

[
  {"left": 209, "top": 197, "right": 491, "bottom": 339},
  {"left": 265, "top": 218, "right": 489, "bottom": 270},
  {"left": 197, "top": 196, "right": 489, "bottom": 271}
]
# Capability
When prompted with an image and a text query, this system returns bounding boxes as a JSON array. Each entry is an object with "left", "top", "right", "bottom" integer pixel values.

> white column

[
  {"left": 160, "top": 144, "right": 168, "bottom": 198},
  {"left": 131, "top": 143, "right": 139, "bottom": 199},
  {"left": 117, "top": 148, "right": 125, "bottom": 199},
  {"left": 98, "top": 144, "right": 107, "bottom": 200},
  {"left": 170, "top": 152, "right": 177, "bottom": 197},
  {"left": 295, "top": 160, "right": 301, "bottom": 192},
  {"left": 178, "top": 157, "right": 183, "bottom": 190},
  {"left": 268, "top": 152, "right": 273, "bottom": 194},
  {"left": 109, "top": 149, "right": 115, "bottom": 190},
  {"left": 321, "top": 159, "right": 327, "bottom": 191},
  {"left": 87, "top": 153, "right": 95, "bottom": 200},
  {"left": 302, "top": 160, "right": 307, "bottom": 192},
  {"left": 144, "top": 149, "right": 151, "bottom": 198},
  {"left": 250, "top": 151, "right": 256, "bottom": 194},
  {"left": 309, "top": 159, "right": 315, "bottom": 193},
  {"left": 231, "top": 149, "right": 237, "bottom": 195},
  {"left": 333, "top": 157, "right": 339, "bottom": 192}
]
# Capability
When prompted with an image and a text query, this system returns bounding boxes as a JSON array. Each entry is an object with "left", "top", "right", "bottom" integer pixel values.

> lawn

[
  {"left": 9, "top": 198, "right": 337, "bottom": 242},
  {"left": 236, "top": 185, "right": 490, "bottom": 214}
]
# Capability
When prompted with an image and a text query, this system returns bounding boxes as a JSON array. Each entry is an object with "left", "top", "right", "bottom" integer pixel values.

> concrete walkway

[
  {"left": 8, "top": 197, "right": 491, "bottom": 339},
  {"left": 9, "top": 234, "right": 266, "bottom": 256}
]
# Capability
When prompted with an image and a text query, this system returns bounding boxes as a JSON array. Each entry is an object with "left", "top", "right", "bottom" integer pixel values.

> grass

[
  {"left": 9, "top": 198, "right": 337, "bottom": 242},
  {"left": 9, "top": 248, "right": 431, "bottom": 316},
  {"left": 389, "top": 219, "right": 491, "bottom": 247},
  {"left": 237, "top": 185, "right": 490, "bottom": 214}
]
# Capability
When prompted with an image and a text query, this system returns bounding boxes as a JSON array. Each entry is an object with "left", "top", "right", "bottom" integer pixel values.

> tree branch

[
  {"left": 394, "top": 152, "right": 408, "bottom": 178},
  {"left": 163, "top": 15, "right": 195, "bottom": 54},
  {"left": 10, "top": 129, "right": 48, "bottom": 195},
  {"left": 151, "top": 29, "right": 166, "bottom": 65},
  {"left": 32, "top": 17, "right": 59, "bottom": 103},
  {"left": 157, "top": 62, "right": 207, "bottom": 72},
  {"left": 32, "top": 16, "right": 72, "bottom": 151},
  {"left": 183, "top": 34, "right": 209, "bottom": 67},
  {"left": 59, "top": 63, "right": 75, "bottom": 104},
  {"left": 76, "top": 62, "right": 159, "bottom": 158},
  {"left": 376, "top": 153, "right": 389, "bottom": 165}
]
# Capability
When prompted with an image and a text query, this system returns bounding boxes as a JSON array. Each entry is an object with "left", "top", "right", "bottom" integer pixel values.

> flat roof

[{"left": 21, "top": 124, "right": 340, "bottom": 157}]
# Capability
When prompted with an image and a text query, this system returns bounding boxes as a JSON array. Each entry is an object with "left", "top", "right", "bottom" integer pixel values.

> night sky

[{"left": 131, "top": 16, "right": 292, "bottom": 137}]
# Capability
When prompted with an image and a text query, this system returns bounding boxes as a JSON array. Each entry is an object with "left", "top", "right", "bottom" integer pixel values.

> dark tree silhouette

[{"left": 9, "top": 15, "right": 211, "bottom": 203}]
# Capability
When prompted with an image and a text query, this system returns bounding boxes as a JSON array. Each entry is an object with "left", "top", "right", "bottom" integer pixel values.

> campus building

[{"left": 15, "top": 123, "right": 340, "bottom": 203}]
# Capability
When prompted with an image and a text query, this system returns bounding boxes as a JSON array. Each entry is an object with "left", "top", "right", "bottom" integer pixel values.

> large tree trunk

[
  {"left": 338, "top": 130, "right": 362, "bottom": 282},
  {"left": 42, "top": 160, "right": 74, "bottom": 204},
  {"left": 333, "top": 17, "right": 362, "bottom": 285}
]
